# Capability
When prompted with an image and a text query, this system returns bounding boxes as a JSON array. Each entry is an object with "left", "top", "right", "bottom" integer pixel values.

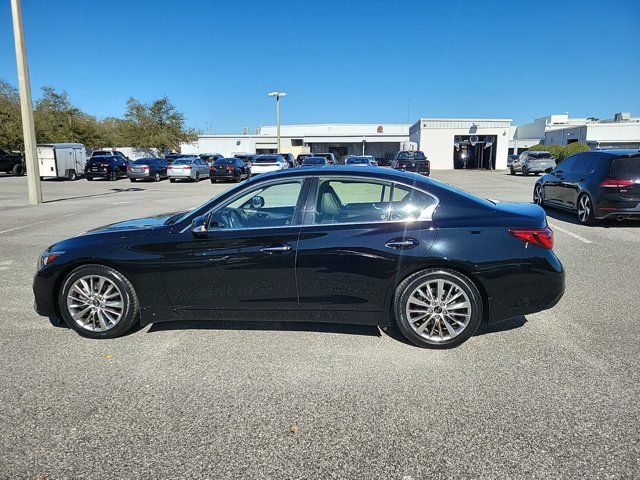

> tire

[
  {"left": 12, "top": 164, "right": 24, "bottom": 176},
  {"left": 394, "top": 269, "right": 483, "bottom": 349},
  {"left": 170, "top": 178, "right": 176, "bottom": 183},
  {"left": 533, "top": 183, "right": 545, "bottom": 207},
  {"left": 577, "top": 193, "right": 597, "bottom": 226},
  {"left": 67, "top": 170, "right": 77, "bottom": 181},
  {"left": 154, "top": 172, "right": 161, "bottom": 182},
  {"left": 109, "top": 171, "right": 117, "bottom": 181},
  {"left": 86, "top": 177, "right": 93, "bottom": 181},
  {"left": 58, "top": 264, "right": 139, "bottom": 339},
  {"left": 129, "top": 178, "right": 136, "bottom": 183},
  {"left": 234, "top": 173, "right": 241, "bottom": 183},
  {"left": 522, "top": 167, "right": 529, "bottom": 176},
  {"left": 509, "top": 166, "right": 515, "bottom": 175},
  {"left": 195, "top": 172, "right": 200, "bottom": 182},
  {"left": 210, "top": 179, "right": 216, "bottom": 184}
]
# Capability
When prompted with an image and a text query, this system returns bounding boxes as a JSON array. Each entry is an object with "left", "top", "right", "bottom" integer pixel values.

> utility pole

[
  {"left": 268, "top": 92, "right": 287, "bottom": 154},
  {"left": 10, "top": 0, "right": 42, "bottom": 205}
]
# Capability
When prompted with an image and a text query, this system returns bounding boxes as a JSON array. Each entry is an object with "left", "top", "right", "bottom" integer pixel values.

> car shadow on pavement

[
  {"left": 146, "top": 319, "right": 382, "bottom": 338},
  {"left": 544, "top": 207, "right": 640, "bottom": 228},
  {"left": 44, "top": 187, "right": 146, "bottom": 204}
]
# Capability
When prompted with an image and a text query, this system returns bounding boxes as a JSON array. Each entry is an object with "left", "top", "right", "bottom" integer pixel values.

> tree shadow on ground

[{"left": 44, "top": 187, "right": 146, "bottom": 204}]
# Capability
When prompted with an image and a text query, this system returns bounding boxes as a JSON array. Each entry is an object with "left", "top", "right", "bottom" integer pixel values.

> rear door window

[
  {"left": 389, "top": 184, "right": 437, "bottom": 221},
  {"left": 313, "top": 179, "right": 391, "bottom": 224},
  {"left": 570, "top": 154, "right": 595, "bottom": 174}
]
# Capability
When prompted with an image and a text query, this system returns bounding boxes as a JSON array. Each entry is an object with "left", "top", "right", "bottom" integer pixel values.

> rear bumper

[
  {"left": 167, "top": 173, "right": 193, "bottom": 179},
  {"left": 595, "top": 198, "right": 640, "bottom": 219},
  {"left": 210, "top": 173, "right": 238, "bottom": 180},
  {"left": 85, "top": 171, "right": 112, "bottom": 179},
  {"left": 485, "top": 250, "right": 565, "bottom": 324},
  {"left": 127, "top": 172, "right": 153, "bottom": 179}
]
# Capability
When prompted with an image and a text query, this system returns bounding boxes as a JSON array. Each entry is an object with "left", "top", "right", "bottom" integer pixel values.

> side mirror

[
  {"left": 191, "top": 213, "right": 210, "bottom": 237},
  {"left": 251, "top": 195, "right": 265, "bottom": 209}
]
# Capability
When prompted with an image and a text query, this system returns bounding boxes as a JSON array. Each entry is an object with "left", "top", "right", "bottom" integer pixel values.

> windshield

[
  {"left": 397, "top": 151, "right": 426, "bottom": 160},
  {"left": 132, "top": 158, "right": 153, "bottom": 164},
  {"left": 611, "top": 157, "right": 640, "bottom": 177}
]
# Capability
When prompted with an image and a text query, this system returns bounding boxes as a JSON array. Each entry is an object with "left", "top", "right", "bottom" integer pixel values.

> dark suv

[
  {"left": 85, "top": 155, "right": 128, "bottom": 181},
  {"left": 391, "top": 151, "right": 430, "bottom": 176},
  {"left": 534, "top": 149, "right": 640, "bottom": 225},
  {"left": 0, "top": 148, "right": 25, "bottom": 175}
]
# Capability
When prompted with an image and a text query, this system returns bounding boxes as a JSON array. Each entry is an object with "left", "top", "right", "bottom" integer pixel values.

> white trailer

[{"left": 37, "top": 143, "right": 86, "bottom": 180}]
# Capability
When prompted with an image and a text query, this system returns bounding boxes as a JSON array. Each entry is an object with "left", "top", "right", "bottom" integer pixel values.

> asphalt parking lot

[{"left": 1, "top": 170, "right": 638, "bottom": 479}]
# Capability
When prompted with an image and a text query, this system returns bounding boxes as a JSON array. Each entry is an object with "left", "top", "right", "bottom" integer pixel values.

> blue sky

[{"left": 1, "top": 0, "right": 639, "bottom": 132}]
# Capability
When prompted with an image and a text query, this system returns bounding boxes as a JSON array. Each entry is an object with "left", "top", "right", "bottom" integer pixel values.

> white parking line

[
  {"left": 548, "top": 222, "right": 592, "bottom": 244},
  {"left": 0, "top": 220, "right": 47, "bottom": 235}
]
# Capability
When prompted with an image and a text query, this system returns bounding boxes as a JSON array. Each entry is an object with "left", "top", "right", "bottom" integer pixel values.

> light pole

[
  {"left": 267, "top": 91, "right": 287, "bottom": 154},
  {"left": 10, "top": 0, "right": 42, "bottom": 205}
]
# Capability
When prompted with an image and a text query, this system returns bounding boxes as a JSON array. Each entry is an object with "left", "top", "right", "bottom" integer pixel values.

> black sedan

[
  {"left": 534, "top": 149, "right": 640, "bottom": 225},
  {"left": 34, "top": 167, "right": 564, "bottom": 348},
  {"left": 210, "top": 158, "right": 251, "bottom": 183},
  {"left": 391, "top": 151, "right": 430, "bottom": 176},
  {"left": 84, "top": 155, "right": 127, "bottom": 181},
  {"left": 127, "top": 158, "right": 169, "bottom": 182}
]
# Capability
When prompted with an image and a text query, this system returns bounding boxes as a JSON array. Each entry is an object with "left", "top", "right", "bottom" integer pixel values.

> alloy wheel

[
  {"left": 534, "top": 184, "right": 544, "bottom": 206},
  {"left": 66, "top": 275, "right": 124, "bottom": 332},
  {"left": 405, "top": 279, "right": 472, "bottom": 342},
  {"left": 578, "top": 195, "right": 591, "bottom": 223}
]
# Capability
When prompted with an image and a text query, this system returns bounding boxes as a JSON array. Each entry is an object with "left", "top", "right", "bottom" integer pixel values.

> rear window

[
  {"left": 88, "top": 157, "right": 112, "bottom": 163},
  {"left": 254, "top": 156, "right": 280, "bottom": 164},
  {"left": 173, "top": 159, "right": 193, "bottom": 165},
  {"left": 346, "top": 157, "right": 369, "bottom": 164},
  {"left": 529, "top": 152, "right": 553, "bottom": 159},
  {"left": 214, "top": 159, "right": 234, "bottom": 165},
  {"left": 397, "top": 151, "right": 426, "bottom": 160},
  {"left": 610, "top": 157, "right": 640, "bottom": 177},
  {"left": 132, "top": 159, "right": 153, "bottom": 165},
  {"left": 303, "top": 157, "right": 326, "bottom": 165}
]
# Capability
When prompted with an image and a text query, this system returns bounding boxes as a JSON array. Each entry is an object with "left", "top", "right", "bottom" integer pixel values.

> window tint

[
  {"left": 611, "top": 157, "right": 640, "bottom": 177},
  {"left": 390, "top": 184, "right": 437, "bottom": 221},
  {"left": 209, "top": 181, "right": 303, "bottom": 230},
  {"left": 314, "top": 179, "right": 391, "bottom": 224},
  {"left": 571, "top": 154, "right": 595, "bottom": 174},
  {"left": 556, "top": 155, "right": 577, "bottom": 173}
]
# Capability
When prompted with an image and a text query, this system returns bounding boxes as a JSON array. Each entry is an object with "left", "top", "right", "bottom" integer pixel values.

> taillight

[
  {"left": 600, "top": 178, "right": 634, "bottom": 188},
  {"left": 184, "top": 166, "right": 191, "bottom": 170},
  {"left": 508, "top": 227, "right": 554, "bottom": 249},
  {"left": 226, "top": 166, "right": 234, "bottom": 172},
  {"left": 210, "top": 165, "right": 215, "bottom": 171}
]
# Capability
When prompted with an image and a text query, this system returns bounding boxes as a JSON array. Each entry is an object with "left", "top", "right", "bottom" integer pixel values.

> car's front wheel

[
  {"left": 394, "top": 269, "right": 483, "bottom": 349},
  {"left": 13, "top": 163, "right": 24, "bottom": 176},
  {"left": 58, "top": 264, "right": 139, "bottom": 339}
]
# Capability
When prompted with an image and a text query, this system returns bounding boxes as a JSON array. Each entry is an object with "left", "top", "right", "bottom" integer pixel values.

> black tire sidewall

[
  {"left": 578, "top": 193, "right": 596, "bottom": 225},
  {"left": 58, "top": 265, "right": 139, "bottom": 339},
  {"left": 394, "top": 269, "right": 483, "bottom": 349},
  {"left": 13, "top": 164, "right": 24, "bottom": 175}
]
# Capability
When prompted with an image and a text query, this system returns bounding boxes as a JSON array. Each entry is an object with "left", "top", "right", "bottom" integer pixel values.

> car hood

[{"left": 85, "top": 211, "right": 185, "bottom": 234}]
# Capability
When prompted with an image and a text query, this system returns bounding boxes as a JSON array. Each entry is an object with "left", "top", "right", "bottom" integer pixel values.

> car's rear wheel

[
  {"left": 13, "top": 164, "right": 24, "bottom": 176},
  {"left": 67, "top": 170, "right": 77, "bottom": 181},
  {"left": 394, "top": 269, "right": 483, "bottom": 349},
  {"left": 129, "top": 178, "right": 136, "bottom": 183},
  {"left": 170, "top": 178, "right": 176, "bottom": 183},
  {"left": 194, "top": 172, "right": 200, "bottom": 182},
  {"left": 109, "top": 171, "right": 117, "bottom": 181},
  {"left": 533, "top": 184, "right": 545, "bottom": 207},
  {"left": 58, "top": 264, "right": 139, "bottom": 339},
  {"left": 522, "top": 167, "right": 529, "bottom": 176},
  {"left": 577, "top": 193, "right": 597, "bottom": 225},
  {"left": 153, "top": 172, "right": 160, "bottom": 182}
]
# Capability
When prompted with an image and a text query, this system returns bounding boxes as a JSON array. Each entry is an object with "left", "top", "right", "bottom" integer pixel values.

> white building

[{"left": 512, "top": 112, "right": 640, "bottom": 151}]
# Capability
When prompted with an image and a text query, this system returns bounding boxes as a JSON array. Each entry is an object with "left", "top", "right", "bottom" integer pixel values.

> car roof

[
  {"left": 244, "top": 165, "right": 432, "bottom": 184},
  {"left": 584, "top": 149, "right": 640, "bottom": 157}
]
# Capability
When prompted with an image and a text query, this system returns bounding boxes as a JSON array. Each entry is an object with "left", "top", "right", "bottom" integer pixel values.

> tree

[
  {"left": 119, "top": 96, "right": 197, "bottom": 152},
  {"left": 0, "top": 79, "right": 24, "bottom": 150}
]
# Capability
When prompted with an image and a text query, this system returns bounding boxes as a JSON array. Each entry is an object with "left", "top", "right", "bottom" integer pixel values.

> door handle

[
  {"left": 261, "top": 244, "right": 292, "bottom": 253},
  {"left": 385, "top": 238, "right": 418, "bottom": 249}
]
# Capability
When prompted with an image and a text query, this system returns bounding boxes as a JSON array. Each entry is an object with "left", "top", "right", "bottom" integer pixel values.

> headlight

[{"left": 37, "top": 250, "right": 65, "bottom": 270}]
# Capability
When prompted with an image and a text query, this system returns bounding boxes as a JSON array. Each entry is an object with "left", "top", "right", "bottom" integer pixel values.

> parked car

[
  {"left": 279, "top": 153, "right": 296, "bottom": 168},
  {"left": 511, "top": 151, "right": 556, "bottom": 176},
  {"left": 250, "top": 155, "right": 288, "bottom": 175},
  {"left": 200, "top": 153, "right": 224, "bottom": 165},
  {"left": 391, "top": 151, "right": 430, "bottom": 176},
  {"left": 301, "top": 156, "right": 328, "bottom": 167},
  {"left": 534, "top": 149, "right": 640, "bottom": 225},
  {"left": 507, "top": 154, "right": 519, "bottom": 166},
  {"left": 167, "top": 157, "right": 209, "bottom": 182},
  {"left": 37, "top": 143, "right": 86, "bottom": 181},
  {"left": 315, "top": 153, "right": 337, "bottom": 165},
  {"left": 84, "top": 155, "right": 127, "bottom": 181},
  {"left": 296, "top": 153, "right": 315, "bottom": 166},
  {"left": 33, "top": 167, "right": 565, "bottom": 348},
  {"left": 346, "top": 156, "right": 378, "bottom": 167},
  {"left": 0, "top": 148, "right": 25, "bottom": 175},
  {"left": 164, "top": 153, "right": 191, "bottom": 164},
  {"left": 91, "top": 150, "right": 128, "bottom": 161},
  {"left": 233, "top": 153, "right": 257, "bottom": 168},
  {"left": 127, "top": 158, "right": 168, "bottom": 182},
  {"left": 210, "top": 158, "right": 251, "bottom": 183}
]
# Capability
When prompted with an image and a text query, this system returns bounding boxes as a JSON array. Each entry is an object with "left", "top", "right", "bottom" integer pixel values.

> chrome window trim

[{"left": 179, "top": 174, "right": 440, "bottom": 233}]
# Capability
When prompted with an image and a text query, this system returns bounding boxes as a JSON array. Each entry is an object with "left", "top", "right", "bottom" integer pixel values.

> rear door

[
  {"left": 610, "top": 155, "right": 640, "bottom": 201},
  {"left": 37, "top": 146, "right": 57, "bottom": 178},
  {"left": 562, "top": 153, "right": 595, "bottom": 208},
  {"left": 544, "top": 155, "right": 576, "bottom": 206},
  {"left": 295, "top": 177, "right": 438, "bottom": 314}
]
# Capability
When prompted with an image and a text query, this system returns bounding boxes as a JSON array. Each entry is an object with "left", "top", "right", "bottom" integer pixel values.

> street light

[{"left": 267, "top": 91, "right": 287, "bottom": 154}]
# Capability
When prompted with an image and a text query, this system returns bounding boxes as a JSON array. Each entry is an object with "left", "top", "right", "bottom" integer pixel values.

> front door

[
  {"left": 295, "top": 177, "right": 438, "bottom": 313},
  {"left": 161, "top": 179, "right": 307, "bottom": 310}
]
